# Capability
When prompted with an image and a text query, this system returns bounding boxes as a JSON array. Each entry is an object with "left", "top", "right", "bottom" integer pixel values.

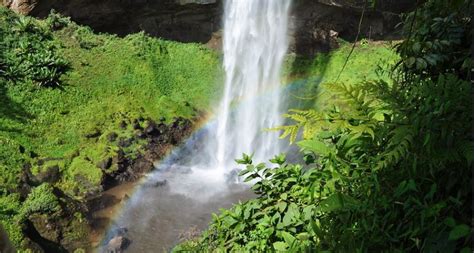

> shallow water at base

[{"left": 109, "top": 171, "right": 254, "bottom": 252}]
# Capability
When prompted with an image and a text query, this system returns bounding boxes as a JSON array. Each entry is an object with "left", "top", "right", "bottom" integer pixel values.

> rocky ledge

[{"left": 2, "top": 0, "right": 416, "bottom": 56}]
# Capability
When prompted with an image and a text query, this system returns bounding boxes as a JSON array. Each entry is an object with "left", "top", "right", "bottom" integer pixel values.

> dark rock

[
  {"left": 36, "top": 165, "right": 61, "bottom": 183},
  {"left": 97, "top": 157, "right": 112, "bottom": 170},
  {"left": 144, "top": 179, "right": 168, "bottom": 188},
  {"left": 85, "top": 129, "right": 101, "bottom": 139},
  {"left": 107, "top": 132, "right": 118, "bottom": 142},
  {"left": 106, "top": 235, "right": 130, "bottom": 253},
  {"left": 10, "top": 0, "right": 415, "bottom": 57}
]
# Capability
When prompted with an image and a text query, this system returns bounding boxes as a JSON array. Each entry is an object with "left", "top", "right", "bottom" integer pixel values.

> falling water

[
  {"left": 105, "top": 1, "right": 292, "bottom": 251},
  {"left": 215, "top": 0, "right": 291, "bottom": 169}
]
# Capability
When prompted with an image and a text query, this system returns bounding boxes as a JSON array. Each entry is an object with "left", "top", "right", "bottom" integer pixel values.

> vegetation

[
  {"left": 176, "top": 0, "right": 472, "bottom": 252},
  {"left": 0, "top": 7, "right": 220, "bottom": 249}
]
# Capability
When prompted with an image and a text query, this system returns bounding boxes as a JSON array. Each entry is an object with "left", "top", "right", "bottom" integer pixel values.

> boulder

[{"left": 106, "top": 235, "right": 130, "bottom": 253}]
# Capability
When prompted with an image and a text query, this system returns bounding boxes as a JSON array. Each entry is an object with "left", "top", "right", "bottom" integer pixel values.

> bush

[{"left": 0, "top": 7, "right": 68, "bottom": 87}]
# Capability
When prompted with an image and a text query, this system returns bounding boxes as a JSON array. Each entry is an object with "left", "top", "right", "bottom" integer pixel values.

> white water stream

[{"left": 215, "top": 0, "right": 291, "bottom": 169}]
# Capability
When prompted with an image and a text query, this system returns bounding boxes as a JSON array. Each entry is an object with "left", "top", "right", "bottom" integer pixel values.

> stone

[{"left": 106, "top": 235, "right": 130, "bottom": 253}]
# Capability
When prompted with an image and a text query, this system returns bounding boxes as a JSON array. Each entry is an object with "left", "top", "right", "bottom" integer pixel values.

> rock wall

[{"left": 2, "top": 0, "right": 415, "bottom": 54}]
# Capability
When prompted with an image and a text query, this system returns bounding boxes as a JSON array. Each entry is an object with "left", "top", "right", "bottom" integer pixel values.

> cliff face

[{"left": 2, "top": 0, "right": 415, "bottom": 55}]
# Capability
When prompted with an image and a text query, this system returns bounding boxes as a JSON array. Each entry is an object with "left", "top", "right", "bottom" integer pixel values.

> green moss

[
  {"left": 66, "top": 156, "right": 103, "bottom": 194},
  {"left": 20, "top": 184, "right": 60, "bottom": 220},
  {"left": 0, "top": 194, "right": 23, "bottom": 245}
]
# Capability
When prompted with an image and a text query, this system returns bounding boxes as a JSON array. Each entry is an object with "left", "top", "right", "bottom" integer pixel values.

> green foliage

[
  {"left": 0, "top": 7, "right": 220, "bottom": 250},
  {"left": 395, "top": 0, "right": 471, "bottom": 78},
  {"left": 177, "top": 0, "right": 472, "bottom": 252},
  {"left": 19, "top": 184, "right": 61, "bottom": 220},
  {"left": 0, "top": 194, "right": 23, "bottom": 246},
  {"left": 0, "top": 8, "right": 68, "bottom": 87}
]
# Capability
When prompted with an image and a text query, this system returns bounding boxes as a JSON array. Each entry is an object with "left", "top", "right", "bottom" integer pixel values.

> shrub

[{"left": 0, "top": 7, "right": 68, "bottom": 87}]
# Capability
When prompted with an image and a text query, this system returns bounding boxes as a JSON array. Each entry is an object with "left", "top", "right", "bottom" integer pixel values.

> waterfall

[
  {"left": 213, "top": 0, "right": 291, "bottom": 171},
  {"left": 106, "top": 1, "right": 292, "bottom": 250},
  {"left": 157, "top": 0, "right": 292, "bottom": 197}
]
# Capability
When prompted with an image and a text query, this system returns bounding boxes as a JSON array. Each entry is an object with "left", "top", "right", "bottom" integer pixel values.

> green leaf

[
  {"left": 297, "top": 139, "right": 332, "bottom": 156},
  {"left": 297, "top": 232, "right": 310, "bottom": 241},
  {"left": 281, "top": 231, "right": 296, "bottom": 246},
  {"left": 448, "top": 224, "right": 470, "bottom": 241},
  {"left": 444, "top": 217, "right": 456, "bottom": 227},
  {"left": 273, "top": 241, "right": 288, "bottom": 251},
  {"left": 277, "top": 201, "right": 287, "bottom": 213}
]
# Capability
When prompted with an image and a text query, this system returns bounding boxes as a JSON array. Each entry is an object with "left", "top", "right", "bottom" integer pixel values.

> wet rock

[
  {"left": 107, "top": 132, "right": 118, "bottom": 142},
  {"left": 106, "top": 235, "right": 130, "bottom": 253},
  {"left": 122, "top": 194, "right": 130, "bottom": 202},
  {"left": 144, "top": 179, "right": 168, "bottom": 188},
  {"left": 85, "top": 129, "right": 101, "bottom": 139}
]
